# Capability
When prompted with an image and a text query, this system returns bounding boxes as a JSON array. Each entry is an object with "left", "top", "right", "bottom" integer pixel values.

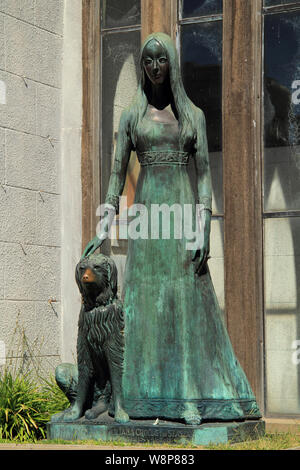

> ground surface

[
  {"left": 0, "top": 433, "right": 300, "bottom": 450},
  {"left": 0, "top": 443, "right": 192, "bottom": 450}
]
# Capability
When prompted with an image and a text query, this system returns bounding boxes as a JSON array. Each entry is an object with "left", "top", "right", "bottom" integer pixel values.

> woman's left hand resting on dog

[{"left": 82, "top": 208, "right": 115, "bottom": 259}]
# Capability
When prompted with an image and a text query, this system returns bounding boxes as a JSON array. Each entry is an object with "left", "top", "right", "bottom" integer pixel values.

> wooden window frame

[
  {"left": 223, "top": 0, "right": 264, "bottom": 409},
  {"left": 81, "top": 0, "right": 265, "bottom": 411},
  {"left": 82, "top": 0, "right": 101, "bottom": 250}
]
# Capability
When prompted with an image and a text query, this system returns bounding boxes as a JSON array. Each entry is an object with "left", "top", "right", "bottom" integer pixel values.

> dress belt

[{"left": 137, "top": 151, "right": 189, "bottom": 166}]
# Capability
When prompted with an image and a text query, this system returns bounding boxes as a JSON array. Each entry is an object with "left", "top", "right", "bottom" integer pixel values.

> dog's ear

[
  {"left": 75, "top": 260, "right": 84, "bottom": 294},
  {"left": 107, "top": 258, "right": 118, "bottom": 298},
  {"left": 106, "top": 261, "right": 111, "bottom": 282}
]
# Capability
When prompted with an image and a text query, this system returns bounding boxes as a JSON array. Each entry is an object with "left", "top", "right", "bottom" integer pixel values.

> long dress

[{"left": 106, "top": 104, "right": 261, "bottom": 422}]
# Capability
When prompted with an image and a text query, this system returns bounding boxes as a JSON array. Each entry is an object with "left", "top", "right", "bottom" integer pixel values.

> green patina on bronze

[
  {"left": 51, "top": 254, "right": 129, "bottom": 424},
  {"left": 47, "top": 419, "right": 265, "bottom": 446},
  {"left": 80, "top": 32, "right": 261, "bottom": 426}
]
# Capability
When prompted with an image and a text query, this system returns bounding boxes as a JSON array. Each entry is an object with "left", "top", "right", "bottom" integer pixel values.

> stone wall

[{"left": 0, "top": 0, "right": 82, "bottom": 375}]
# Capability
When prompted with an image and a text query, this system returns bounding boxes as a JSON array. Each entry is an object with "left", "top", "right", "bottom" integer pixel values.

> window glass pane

[
  {"left": 264, "top": 217, "right": 300, "bottom": 414},
  {"left": 181, "top": 21, "right": 223, "bottom": 214},
  {"left": 101, "top": 30, "right": 141, "bottom": 211},
  {"left": 181, "top": 0, "right": 222, "bottom": 18},
  {"left": 264, "top": 12, "right": 300, "bottom": 211},
  {"left": 101, "top": 0, "right": 141, "bottom": 29},
  {"left": 209, "top": 219, "right": 224, "bottom": 317},
  {"left": 264, "top": 0, "right": 300, "bottom": 6}
]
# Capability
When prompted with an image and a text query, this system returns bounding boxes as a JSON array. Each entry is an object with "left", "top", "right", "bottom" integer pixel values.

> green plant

[
  {"left": 0, "top": 370, "right": 69, "bottom": 442},
  {"left": 0, "top": 370, "right": 47, "bottom": 441},
  {"left": 206, "top": 431, "right": 300, "bottom": 450},
  {"left": 0, "top": 314, "right": 70, "bottom": 442},
  {"left": 40, "top": 375, "right": 69, "bottom": 419}
]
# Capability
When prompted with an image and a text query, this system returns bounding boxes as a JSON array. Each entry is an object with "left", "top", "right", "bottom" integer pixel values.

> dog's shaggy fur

[{"left": 52, "top": 253, "right": 129, "bottom": 424}]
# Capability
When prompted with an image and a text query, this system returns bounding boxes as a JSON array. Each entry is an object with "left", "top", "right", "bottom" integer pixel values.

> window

[
  {"left": 178, "top": 0, "right": 224, "bottom": 313},
  {"left": 181, "top": 0, "right": 222, "bottom": 17},
  {"left": 263, "top": 0, "right": 300, "bottom": 415},
  {"left": 99, "top": 1, "right": 141, "bottom": 281}
]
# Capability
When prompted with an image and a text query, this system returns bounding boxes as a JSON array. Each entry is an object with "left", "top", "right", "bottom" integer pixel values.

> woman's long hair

[{"left": 129, "top": 32, "right": 197, "bottom": 150}]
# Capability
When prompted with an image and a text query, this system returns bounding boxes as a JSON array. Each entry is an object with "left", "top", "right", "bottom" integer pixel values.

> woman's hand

[
  {"left": 81, "top": 209, "right": 115, "bottom": 259},
  {"left": 81, "top": 235, "right": 103, "bottom": 259},
  {"left": 192, "top": 209, "right": 211, "bottom": 275}
]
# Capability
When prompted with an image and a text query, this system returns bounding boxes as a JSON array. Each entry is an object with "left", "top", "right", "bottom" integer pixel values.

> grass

[
  {"left": 41, "top": 431, "right": 300, "bottom": 449},
  {"left": 0, "top": 431, "right": 300, "bottom": 450},
  {"left": 0, "top": 437, "right": 204, "bottom": 448},
  {"left": 44, "top": 437, "right": 202, "bottom": 448},
  {"left": 206, "top": 431, "right": 300, "bottom": 450},
  {"left": 0, "top": 436, "right": 201, "bottom": 448}
]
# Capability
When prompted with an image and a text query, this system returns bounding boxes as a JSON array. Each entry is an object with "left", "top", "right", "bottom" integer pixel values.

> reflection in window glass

[
  {"left": 101, "top": 0, "right": 141, "bottom": 29},
  {"left": 264, "top": 12, "right": 300, "bottom": 211},
  {"left": 181, "top": 0, "right": 222, "bottom": 17},
  {"left": 209, "top": 219, "right": 225, "bottom": 317},
  {"left": 180, "top": 19, "right": 224, "bottom": 311},
  {"left": 264, "top": 0, "right": 300, "bottom": 6},
  {"left": 181, "top": 21, "right": 223, "bottom": 213},
  {"left": 264, "top": 217, "right": 300, "bottom": 414},
  {"left": 101, "top": 31, "right": 141, "bottom": 205}
]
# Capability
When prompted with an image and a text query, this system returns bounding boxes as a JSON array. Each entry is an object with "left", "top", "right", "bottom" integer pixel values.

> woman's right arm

[
  {"left": 193, "top": 107, "right": 212, "bottom": 275},
  {"left": 82, "top": 108, "right": 134, "bottom": 258}
]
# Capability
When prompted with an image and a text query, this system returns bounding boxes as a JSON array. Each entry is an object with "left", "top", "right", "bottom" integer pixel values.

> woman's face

[{"left": 142, "top": 39, "right": 169, "bottom": 86}]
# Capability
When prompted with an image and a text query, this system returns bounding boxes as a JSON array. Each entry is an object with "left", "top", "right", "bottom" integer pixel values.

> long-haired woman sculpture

[{"left": 83, "top": 32, "right": 261, "bottom": 425}]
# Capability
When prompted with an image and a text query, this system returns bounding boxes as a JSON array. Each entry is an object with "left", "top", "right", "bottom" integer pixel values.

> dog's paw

[
  {"left": 85, "top": 401, "right": 108, "bottom": 420},
  {"left": 60, "top": 403, "right": 82, "bottom": 422},
  {"left": 50, "top": 410, "right": 66, "bottom": 423}
]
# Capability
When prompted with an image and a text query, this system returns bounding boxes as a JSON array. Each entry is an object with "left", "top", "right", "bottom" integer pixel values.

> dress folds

[{"left": 106, "top": 109, "right": 261, "bottom": 422}]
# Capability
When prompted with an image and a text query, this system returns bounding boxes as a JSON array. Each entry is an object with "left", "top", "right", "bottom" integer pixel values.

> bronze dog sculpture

[{"left": 51, "top": 253, "right": 129, "bottom": 423}]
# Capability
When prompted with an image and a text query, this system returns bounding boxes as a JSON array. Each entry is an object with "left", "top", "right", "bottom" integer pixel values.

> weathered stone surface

[
  {"left": 0, "top": 0, "right": 34, "bottom": 24},
  {"left": 3, "top": 244, "right": 61, "bottom": 301},
  {"left": 0, "top": 0, "right": 66, "bottom": 373},
  {"left": 5, "top": 15, "right": 62, "bottom": 88},
  {"left": 34, "top": 0, "right": 64, "bottom": 35},
  {"left": 34, "top": 301, "right": 61, "bottom": 355},
  {"left": 48, "top": 416, "right": 265, "bottom": 446},
  {"left": 0, "top": 186, "right": 37, "bottom": 244},
  {"left": 0, "top": 14, "right": 4, "bottom": 71},
  {"left": 0, "top": 299, "right": 61, "bottom": 361},
  {"left": 5, "top": 130, "right": 60, "bottom": 193},
  {"left": 0, "top": 244, "right": 4, "bottom": 299},
  {"left": 0, "top": 71, "right": 36, "bottom": 134},
  {"left": 36, "top": 83, "right": 61, "bottom": 139},
  {"left": 0, "top": 185, "right": 60, "bottom": 248},
  {"left": 0, "top": 128, "right": 4, "bottom": 185},
  {"left": 0, "top": 300, "right": 36, "bottom": 356},
  {"left": 36, "top": 192, "right": 61, "bottom": 246}
]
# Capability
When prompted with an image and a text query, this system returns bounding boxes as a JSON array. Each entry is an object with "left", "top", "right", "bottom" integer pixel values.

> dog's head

[{"left": 75, "top": 254, "right": 118, "bottom": 309}]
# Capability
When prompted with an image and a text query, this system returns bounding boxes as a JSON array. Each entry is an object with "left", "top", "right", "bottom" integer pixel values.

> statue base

[{"left": 47, "top": 412, "right": 265, "bottom": 446}]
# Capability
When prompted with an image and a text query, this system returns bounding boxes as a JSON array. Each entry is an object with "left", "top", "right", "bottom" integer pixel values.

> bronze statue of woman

[{"left": 83, "top": 32, "right": 261, "bottom": 425}]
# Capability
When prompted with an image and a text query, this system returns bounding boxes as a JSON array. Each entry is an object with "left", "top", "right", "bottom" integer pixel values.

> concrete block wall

[{"left": 0, "top": 0, "right": 64, "bottom": 376}]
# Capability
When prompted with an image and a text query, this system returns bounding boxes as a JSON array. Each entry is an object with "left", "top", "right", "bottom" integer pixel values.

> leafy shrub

[
  {"left": 40, "top": 375, "right": 69, "bottom": 419},
  {"left": 0, "top": 370, "right": 69, "bottom": 442},
  {"left": 0, "top": 370, "right": 47, "bottom": 441},
  {"left": 0, "top": 318, "right": 69, "bottom": 441}
]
